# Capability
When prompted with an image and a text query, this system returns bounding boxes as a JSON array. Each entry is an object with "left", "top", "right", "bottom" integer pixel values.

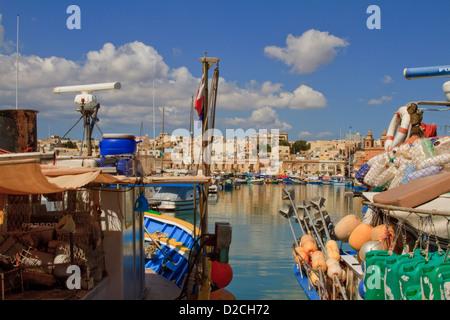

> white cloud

[
  {"left": 368, "top": 95, "right": 393, "bottom": 105},
  {"left": 218, "top": 81, "right": 326, "bottom": 110},
  {"left": 382, "top": 75, "right": 393, "bottom": 83},
  {"left": 264, "top": 29, "right": 349, "bottom": 74},
  {"left": 0, "top": 40, "right": 327, "bottom": 138},
  {"left": 297, "top": 131, "right": 334, "bottom": 140},
  {"left": 222, "top": 107, "right": 292, "bottom": 131}
]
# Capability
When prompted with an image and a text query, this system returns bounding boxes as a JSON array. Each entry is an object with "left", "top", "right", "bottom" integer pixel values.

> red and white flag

[{"left": 194, "top": 76, "right": 205, "bottom": 119}]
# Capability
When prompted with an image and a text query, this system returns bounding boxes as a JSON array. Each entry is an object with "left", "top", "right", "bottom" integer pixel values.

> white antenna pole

[
  {"left": 16, "top": 14, "right": 19, "bottom": 110},
  {"left": 153, "top": 72, "right": 156, "bottom": 171}
]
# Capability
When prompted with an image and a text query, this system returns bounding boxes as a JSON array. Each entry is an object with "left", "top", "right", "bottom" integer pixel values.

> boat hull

[
  {"left": 155, "top": 199, "right": 198, "bottom": 212},
  {"left": 144, "top": 212, "right": 198, "bottom": 288},
  {"left": 293, "top": 263, "right": 320, "bottom": 300}
]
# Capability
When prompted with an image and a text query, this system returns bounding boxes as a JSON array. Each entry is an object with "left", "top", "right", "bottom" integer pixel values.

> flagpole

[
  {"left": 197, "top": 52, "right": 210, "bottom": 300},
  {"left": 196, "top": 52, "right": 220, "bottom": 301}
]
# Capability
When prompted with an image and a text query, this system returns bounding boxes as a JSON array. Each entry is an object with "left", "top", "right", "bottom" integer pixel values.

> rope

[{"left": 49, "top": 114, "right": 84, "bottom": 151}]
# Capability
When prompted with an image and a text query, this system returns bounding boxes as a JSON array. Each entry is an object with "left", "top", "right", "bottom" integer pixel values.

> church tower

[{"left": 365, "top": 130, "right": 374, "bottom": 149}]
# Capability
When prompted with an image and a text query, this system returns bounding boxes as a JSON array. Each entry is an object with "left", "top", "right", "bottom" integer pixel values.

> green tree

[
  {"left": 62, "top": 139, "right": 78, "bottom": 149},
  {"left": 291, "top": 140, "right": 310, "bottom": 154}
]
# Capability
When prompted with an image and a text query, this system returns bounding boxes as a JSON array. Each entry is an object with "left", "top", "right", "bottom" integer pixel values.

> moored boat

[
  {"left": 233, "top": 178, "right": 247, "bottom": 185},
  {"left": 282, "top": 64, "right": 450, "bottom": 300},
  {"left": 144, "top": 212, "right": 199, "bottom": 288},
  {"left": 307, "top": 178, "right": 323, "bottom": 185},
  {"left": 247, "top": 176, "right": 264, "bottom": 184},
  {"left": 148, "top": 184, "right": 199, "bottom": 211},
  {"left": 353, "top": 181, "right": 368, "bottom": 191}
]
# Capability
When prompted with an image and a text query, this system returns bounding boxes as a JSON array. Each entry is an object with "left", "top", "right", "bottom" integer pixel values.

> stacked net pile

[{"left": 356, "top": 137, "right": 450, "bottom": 190}]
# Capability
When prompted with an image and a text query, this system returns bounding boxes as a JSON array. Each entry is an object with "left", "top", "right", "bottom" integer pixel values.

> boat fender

[{"left": 385, "top": 105, "right": 411, "bottom": 151}]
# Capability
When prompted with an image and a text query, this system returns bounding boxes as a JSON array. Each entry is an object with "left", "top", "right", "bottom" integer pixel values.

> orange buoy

[
  {"left": 348, "top": 223, "right": 373, "bottom": 251},
  {"left": 300, "top": 234, "right": 314, "bottom": 246},
  {"left": 210, "top": 288, "right": 237, "bottom": 300},
  {"left": 294, "top": 247, "right": 310, "bottom": 265},
  {"left": 334, "top": 214, "right": 361, "bottom": 242},
  {"left": 302, "top": 240, "right": 317, "bottom": 255}
]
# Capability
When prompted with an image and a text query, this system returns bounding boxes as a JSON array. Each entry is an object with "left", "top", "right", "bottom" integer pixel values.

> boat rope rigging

[{"left": 364, "top": 200, "right": 450, "bottom": 262}]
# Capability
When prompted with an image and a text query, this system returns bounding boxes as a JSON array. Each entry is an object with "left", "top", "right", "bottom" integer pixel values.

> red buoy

[{"left": 211, "top": 260, "right": 233, "bottom": 288}]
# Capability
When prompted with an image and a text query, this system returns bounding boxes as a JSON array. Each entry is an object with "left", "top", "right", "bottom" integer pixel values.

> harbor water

[{"left": 175, "top": 182, "right": 364, "bottom": 300}]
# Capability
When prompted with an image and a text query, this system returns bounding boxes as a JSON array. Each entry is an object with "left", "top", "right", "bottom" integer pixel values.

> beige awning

[
  {"left": 0, "top": 159, "right": 66, "bottom": 195},
  {"left": 0, "top": 157, "right": 213, "bottom": 196}
]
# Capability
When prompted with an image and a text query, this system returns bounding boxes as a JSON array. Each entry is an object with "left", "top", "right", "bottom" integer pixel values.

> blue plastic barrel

[{"left": 99, "top": 134, "right": 136, "bottom": 156}]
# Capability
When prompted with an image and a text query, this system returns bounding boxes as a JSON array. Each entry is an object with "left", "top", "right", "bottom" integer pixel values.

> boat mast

[
  {"left": 153, "top": 73, "right": 156, "bottom": 173},
  {"left": 190, "top": 94, "right": 194, "bottom": 170},
  {"left": 197, "top": 52, "right": 220, "bottom": 300}
]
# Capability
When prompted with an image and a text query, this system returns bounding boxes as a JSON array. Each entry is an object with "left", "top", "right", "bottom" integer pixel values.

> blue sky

[{"left": 1, "top": 1, "right": 450, "bottom": 142}]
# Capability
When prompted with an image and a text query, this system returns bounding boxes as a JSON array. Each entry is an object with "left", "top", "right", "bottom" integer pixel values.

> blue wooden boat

[
  {"left": 332, "top": 181, "right": 345, "bottom": 186},
  {"left": 353, "top": 181, "right": 368, "bottom": 191},
  {"left": 293, "top": 263, "right": 320, "bottom": 300},
  {"left": 144, "top": 212, "right": 199, "bottom": 288}
]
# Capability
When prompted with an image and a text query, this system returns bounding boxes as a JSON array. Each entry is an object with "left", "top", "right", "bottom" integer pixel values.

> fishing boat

[
  {"left": 281, "top": 64, "right": 450, "bottom": 300},
  {"left": 279, "top": 188, "right": 363, "bottom": 300},
  {"left": 233, "top": 177, "right": 247, "bottom": 185},
  {"left": 331, "top": 178, "right": 345, "bottom": 186},
  {"left": 144, "top": 212, "right": 199, "bottom": 289},
  {"left": 353, "top": 181, "right": 368, "bottom": 191},
  {"left": 0, "top": 53, "right": 234, "bottom": 301},
  {"left": 247, "top": 176, "right": 264, "bottom": 184},
  {"left": 307, "top": 178, "right": 323, "bottom": 185},
  {"left": 264, "top": 177, "right": 279, "bottom": 184},
  {"left": 208, "top": 183, "right": 218, "bottom": 194},
  {"left": 148, "top": 184, "right": 199, "bottom": 211},
  {"left": 290, "top": 177, "right": 307, "bottom": 185}
]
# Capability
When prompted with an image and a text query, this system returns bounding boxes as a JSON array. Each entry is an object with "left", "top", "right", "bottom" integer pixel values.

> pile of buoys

[
  {"left": 294, "top": 235, "right": 346, "bottom": 291},
  {"left": 334, "top": 214, "right": 400, "bottom": 262}
]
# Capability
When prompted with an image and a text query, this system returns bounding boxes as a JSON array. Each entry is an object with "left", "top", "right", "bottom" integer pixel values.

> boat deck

[{"left": 144, "top": 268, "right": 181, "bottom": 300}]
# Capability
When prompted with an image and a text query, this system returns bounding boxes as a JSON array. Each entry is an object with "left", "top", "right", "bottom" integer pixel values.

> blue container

[
  {"left": 99, "top": 134, "right": 136, "bottom": 156},
  {"left": 100, "top": 157, "right": 134, "bottom": 176},
  {"left": 116, "top": 158, "right": 133, "bottom": 176}
]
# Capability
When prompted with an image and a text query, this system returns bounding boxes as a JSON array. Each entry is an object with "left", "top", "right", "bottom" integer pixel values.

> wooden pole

[
  {"left": 197, "top": 53, "right": 220, "bottom": 300},
  {"left": 198, "top": 53, "right": 210, "bottom": 300}
]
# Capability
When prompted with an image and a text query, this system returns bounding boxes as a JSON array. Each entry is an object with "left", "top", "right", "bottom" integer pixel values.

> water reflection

[{"left": 172, "top": 183, "right": 364, "bottom": 300}]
